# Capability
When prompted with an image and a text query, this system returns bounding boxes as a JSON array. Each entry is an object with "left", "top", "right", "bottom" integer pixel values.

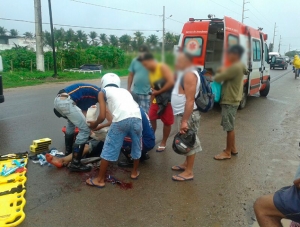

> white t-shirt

[
  {"left": 103, "top": 87, "right": 141, "bottom": 122},
  {"left": 171, "top": 68, "right": 200, "bottom": 115}
]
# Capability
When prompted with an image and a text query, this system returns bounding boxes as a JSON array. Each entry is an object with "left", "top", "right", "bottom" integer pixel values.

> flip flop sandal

[
  {"left": 172, "top": 175, "right": 194, "bottom": 181},
  {"left": 156, "top": 146, "right": 166, "bottom": 152},
  {"left": 86, "top": 177, "right": 105, "bottom": 188},
  {"left": 214, "top": 155, "right": 231, "bottom": 160},
  {"left": 223, "top": 149, "right": 238, "bottom": 156},
  {"left": 130, "top": 171, "right": 140, "bottom": 180},
  {"left": 171, "top": 165, "right": 186, "bottom": 171}
]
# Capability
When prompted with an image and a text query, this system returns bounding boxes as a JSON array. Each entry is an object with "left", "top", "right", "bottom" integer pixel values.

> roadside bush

[{"left": 0, "top": 45, "right": 126, "bottom": 71}]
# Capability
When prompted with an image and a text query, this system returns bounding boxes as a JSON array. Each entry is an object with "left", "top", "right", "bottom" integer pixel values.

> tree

[
  {"left": 0, "top": 27, "right": 7, "bottom": 36},
  {"left": 65, "top": 28, "right": 76, "bottom": 45},
  {"left": 9, "top": 29, "right": 18, "bottom": 37},
  {"left": 147, "top": 34, "right": 158, "bottom": 49},
  {"left": 164, "top": 32, "right": 179, "bottom": 51},
  {"left": 119, "top": 34, "right": 131, "bottom": 51},
  {"left": 99, "top": 33, "right": 109, "bottom": 46},
  {"left": 42, "top": 30, "right": 52, "bottom": 47},
  {"left": 23, "top": 32, "right": 33, "bottom": 42},
  {"left": 76, "top": 30, "right": 88, "bottom": 48},
  {"left": 133, "top": 31, "right": 145, "bottom": 50},
  {"left": 89, "top": 31, "right": 98, "bottom": 46},
  {"left": 109, "top": 35, "right": 119, "bottom": 47}
]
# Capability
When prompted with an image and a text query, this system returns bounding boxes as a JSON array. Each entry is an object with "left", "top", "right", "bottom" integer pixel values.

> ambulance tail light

[{"left": 189, "top": 18, "right": 195, "bottom": 22}]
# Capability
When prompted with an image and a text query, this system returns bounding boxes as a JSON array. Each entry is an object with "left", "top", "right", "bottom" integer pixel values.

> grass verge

[{"left": 2, "top": 68, "right": 128, "bottom": 89}]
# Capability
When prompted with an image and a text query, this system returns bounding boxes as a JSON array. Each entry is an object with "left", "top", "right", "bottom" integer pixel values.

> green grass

[{"left": 2, "top": 68, "right": 129, "bottom": 88}]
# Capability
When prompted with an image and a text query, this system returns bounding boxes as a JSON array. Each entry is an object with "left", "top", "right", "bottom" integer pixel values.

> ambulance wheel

[
  {"left": 238, "top": 87, "right": 247, "bottom": 110},
  {"left": 260, "top": 80, "right": 270, "bottom": 97}
]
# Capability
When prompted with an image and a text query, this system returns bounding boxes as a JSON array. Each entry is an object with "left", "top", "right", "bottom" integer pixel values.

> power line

[
  {"left": 168, "top": 18, "right": 184, "bottom": 24},
  {"left": 229, "top": 0, "right": 242, "bottom": 7},
  {"left": 0, "top": 17, "right": 161, "bottom": 32},
  {"left": 70, "top": 0, "right": 161, "bottom": 17},
  {"left": 249, "top": 3, "right": 272, "bottom": 24},
  {"left": 209, "top": 0, "right": 241, "bottom": 15}
]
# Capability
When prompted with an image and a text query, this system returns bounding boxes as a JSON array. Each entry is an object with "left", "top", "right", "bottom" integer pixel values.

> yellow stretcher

[{"left": 0, "top": 153, "right": 28, "bottom": 227}]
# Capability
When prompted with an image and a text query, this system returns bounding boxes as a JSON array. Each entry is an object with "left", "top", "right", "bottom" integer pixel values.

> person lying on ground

[
  {"left": 46, "top": 140, "right": 105, "bottom": 168},
  {"left": 53, "top": 83, "right": 105, "bottom": 172},
  {"left": 118, "top": 92, "right": 155, "bottom": 167},
  {"left": 86, "top": 73, "right": 142, "bottom": 188},
  {"left": 213, "top": 45, "right": 247, "bottom": 161},
  {"left": 254, "top": 165, "right": 300, "bottom": 227},
  {"left": 138, "top": 52, "right": 174, "bottom": 152},
  {"left": 170, "top": 52, "right": 202, "bottom": 181}
]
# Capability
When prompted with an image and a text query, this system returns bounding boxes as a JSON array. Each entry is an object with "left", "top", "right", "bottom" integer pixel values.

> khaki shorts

[
  {"left": 176, "top": 111, "right": 202, "bottom": 156},
  {"left": 221, "top": 104, "right": 238, "bottom": 132}
]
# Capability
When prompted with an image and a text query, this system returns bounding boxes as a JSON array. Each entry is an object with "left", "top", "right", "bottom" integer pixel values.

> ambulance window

[
  {"left": 252, "top": 39, "right": 261, "bottom": 61},
  {"left": 228, "top": 35, "right": 238, "bottom": 47},
  {"left": 183, "top": 37, "right": 203, "bottom": 56},
  {"left": 264, "top": 43, "right": 269, "bottom": 62}
]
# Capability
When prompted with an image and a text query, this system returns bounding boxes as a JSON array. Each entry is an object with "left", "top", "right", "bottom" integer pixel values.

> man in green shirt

[
  {"left": 213, "top": 44, "right": 247, "bottom": 160},
  {"left": 127, "top": 45, "right": 151, "bottom": 113}
]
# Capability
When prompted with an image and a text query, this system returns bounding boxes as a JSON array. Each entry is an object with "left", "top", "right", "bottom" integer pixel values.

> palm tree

[
  {"left": 89, "top": 31, "right": 98, "bottom": 46},
  {"left": 147, "top": 34, "right": 158, "bottom": 49},
  {"left": 99, "top": 33, "right": 109, "bottom": 46},
  {"left": 42, "top": 31, "right": 52, "bottom": 47},
  {"left": 76, "top": 30, "right": 87, "bottom": 43},
  {"left": 119, "top": 34, "right": 131, "bottom": 51},
  {"left": 109, "top": 35, "right": 119, "bottom": 47},
  {"left": 23, "top": 32, "right": 33, "bottom": 42},
  {"left": 0, "top": 27, "right": 7, "bottom": 36},
  {"left": 133, "top": 31, "right": 145, "bottom": 50},
  {"left": 65, "top": 28, "right": 76, "bottom": 46},
  {"left": 9, "top": 29, "right": 18, "bottom": 37}
]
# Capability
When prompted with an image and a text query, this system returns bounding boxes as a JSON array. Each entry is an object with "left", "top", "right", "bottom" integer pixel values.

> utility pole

[
  {"left": 34, "top": 0, "right": 45, "bottom": 72},
  {"left": 278, "top": 35, "right": 282, "bottom": 54},
  {"left": 242, "top": 0, "right": 249, "bottom": 23},
  {"left": 47, "top": 0, "right": 58, "bottom": 77},
  {"left": 162, "top": 6, "right": 165, "bottom": 63},
  {"left": 272, "top": 22, "right": 277, "bottom": 52}
]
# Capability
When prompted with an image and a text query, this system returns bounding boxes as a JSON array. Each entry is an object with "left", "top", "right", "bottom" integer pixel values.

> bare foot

[
  {"left": 214, "top": 152, "right": 231, "bottom": 160},
  {"left": 171, "top": 165, "right": 186, "bottom": 171},
  {"left": 46, "top": 154, "right": 64, "bottom": 168},
  {"left": 131, "top": 171, "right": 140, "bottom": 179}
]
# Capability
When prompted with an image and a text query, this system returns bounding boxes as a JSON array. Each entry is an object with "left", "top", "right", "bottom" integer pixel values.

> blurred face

[
  {"left": 227, "top": 52, "right": 239, "bottom": 63},
  {"left": 175, "top": 53, "right": 191, "bottom": 71},
  {"left": 141, "top": 59, "right": 156, "bottom": 71}
]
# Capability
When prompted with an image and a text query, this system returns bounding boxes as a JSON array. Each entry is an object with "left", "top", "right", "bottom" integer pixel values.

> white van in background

[{"left": 269, "top": 52, "right": 280, "bottom": 58}]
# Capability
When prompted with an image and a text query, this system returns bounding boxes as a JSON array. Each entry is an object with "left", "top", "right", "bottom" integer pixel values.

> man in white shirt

[
  {"left": 171, "top": 52, "right": 202, "bottom": 181},
  {"left": 86, "top": 73, "right": 142, "bottom": 188}
]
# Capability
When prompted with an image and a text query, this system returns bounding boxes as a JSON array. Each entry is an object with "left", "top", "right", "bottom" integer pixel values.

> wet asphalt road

[{"left": 0, "top": 66, "right": 299, "bottom": 227}]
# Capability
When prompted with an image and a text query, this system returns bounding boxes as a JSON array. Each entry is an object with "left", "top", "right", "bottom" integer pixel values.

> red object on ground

[{"left": 15, "top": 167, "right": 27, "bottom": 173}]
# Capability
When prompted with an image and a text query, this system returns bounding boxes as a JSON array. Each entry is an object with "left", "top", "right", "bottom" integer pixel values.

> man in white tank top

[{"left": 170, "top": 52, "right": 202, "bottom": 181}]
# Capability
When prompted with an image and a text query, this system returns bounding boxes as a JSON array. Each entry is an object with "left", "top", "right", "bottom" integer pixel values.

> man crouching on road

[
  {"left": 53, "top": 83, "right": 103, "bottom": 172},
  {"left": 86, "top": 73, "right": 142, "bottom": 188},
  {"left": 213, "top": 44, "right": 247, "bottom": 160},
  {"left": 170, "top": 52, "right": 202, "bottom": 181}
]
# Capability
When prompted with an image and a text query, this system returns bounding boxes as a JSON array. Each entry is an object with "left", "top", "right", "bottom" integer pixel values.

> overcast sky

[{"left": 0, "top": 0, "right": 299, "bottom": 53}]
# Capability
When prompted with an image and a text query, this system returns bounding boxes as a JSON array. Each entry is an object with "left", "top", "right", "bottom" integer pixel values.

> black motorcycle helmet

[{"left": 172, "top": 129, "right": 196, "bottom": 155}]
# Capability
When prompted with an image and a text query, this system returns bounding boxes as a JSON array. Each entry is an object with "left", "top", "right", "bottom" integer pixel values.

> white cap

[{"left": 100, "top": 73, "right": 121, "bottom": 89}]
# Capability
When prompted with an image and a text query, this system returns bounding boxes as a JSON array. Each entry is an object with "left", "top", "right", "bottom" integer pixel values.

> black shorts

[{"left": 273, "top": 185, "right": 300, "bottom": 223}]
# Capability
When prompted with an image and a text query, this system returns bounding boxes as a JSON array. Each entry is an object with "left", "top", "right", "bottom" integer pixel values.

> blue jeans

[
  {"left": 54, "top": 96, "right": 90, "bottom": 145},
  {"left": 101, "top": 118, "right": 142, "bottom": 161}
]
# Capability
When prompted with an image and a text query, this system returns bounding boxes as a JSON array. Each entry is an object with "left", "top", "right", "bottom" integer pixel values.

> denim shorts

[
  {"left": 101, "top": 118, "right": 142, "bottom": 161},
  {"left": 273, "top": 185, "right": 300, "bottom": 223}
]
